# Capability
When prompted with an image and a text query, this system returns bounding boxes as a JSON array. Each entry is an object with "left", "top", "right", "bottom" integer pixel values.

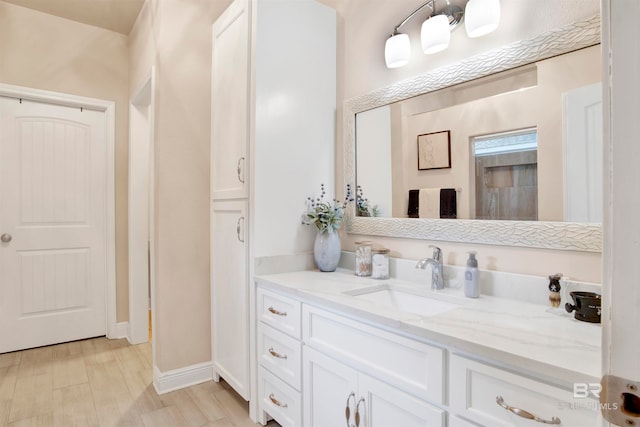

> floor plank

[
  {"left": 0, "top": 338, "right": 276, "bottom": 427},
  {"left": 8, "top": 372, "right": 53, "bottom": 423},
  {"left": 52, "top": 383, "right": 98, "bottom": 426}
]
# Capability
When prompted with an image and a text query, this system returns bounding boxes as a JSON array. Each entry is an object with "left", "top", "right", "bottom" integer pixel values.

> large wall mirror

[{"left": 343, "top": 15, "right": 602, "bottom": 252}]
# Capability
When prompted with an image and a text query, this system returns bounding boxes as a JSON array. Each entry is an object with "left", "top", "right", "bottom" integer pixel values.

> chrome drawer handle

[
  {"left": 355, "top": 397, "right": 365, "bottom": 427},
  {"left": 269, "top": 393, "right": 288, "bottom": 408},
  {"left": 345, "top": 392, "right": 356, "bottom": 427},
  {"left": 496, "top": 396, "right": 561, "bottom": 424},
  {"left": 236, "top": 216, "right": 244, "bottom": 243},
  {"left": 267, "top": 306, "right": 287, "bottom": 317},
  {"left": 268, "top": 347, "right": 287, "bottom": 359},
  {"left": 237, "top": 157, "right": 245, "bottom": 183}
]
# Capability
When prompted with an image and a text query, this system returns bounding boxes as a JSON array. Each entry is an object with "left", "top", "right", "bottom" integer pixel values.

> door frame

[
  {"left": 128, "top": 69, "right": 156, "bottom": 346},
  {"left": 602, "top": 1, "right": 640, "bottom": 424},
  {"left": 0, "top": 83, "right": 117, "bottom": 338}
]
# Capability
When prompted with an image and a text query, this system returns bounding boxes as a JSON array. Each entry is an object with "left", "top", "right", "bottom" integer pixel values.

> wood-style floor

[{"left": 0, "top": 337, "right": 278, "bottom": 427}]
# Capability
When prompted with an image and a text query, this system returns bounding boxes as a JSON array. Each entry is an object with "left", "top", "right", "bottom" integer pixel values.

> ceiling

[
  {"left": 3, "top": 0, "right": 145, "bottom": 35},
  {"left": 3, "top": 0, "right": 352, "bottom": 35}
]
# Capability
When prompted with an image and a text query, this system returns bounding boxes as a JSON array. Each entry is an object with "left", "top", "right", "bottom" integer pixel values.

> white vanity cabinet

[
  {"left": 302, "top": 305, "right": 446, "bottom": 426},
  {"left": 304, "top": 346, "right": 446, "bottom": 427},
  {"left": 256, "top": 287, "right": 303, "bottom": 427},
  {"left": 256, "top": 275, "right": 602, "bottom": 427},
  {"left": 449, "top": 354, "right": 600, "bottom": 426},
  {"left": 302, "top": 305, "right": 445, "bottom": 403},
  {"left": 256, "top": 285, "right": 446, "bottom": 426}
]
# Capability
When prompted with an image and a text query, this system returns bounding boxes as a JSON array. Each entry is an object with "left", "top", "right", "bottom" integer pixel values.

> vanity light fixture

[
  {"left": 465, "top": 0, "right": 501, "bottom": 37},
  {"left": 421, "top": 13, "right": 451, "bottom": 54},
  {"left": 384, "top": 0, "right": 501, "bottom": 69}
]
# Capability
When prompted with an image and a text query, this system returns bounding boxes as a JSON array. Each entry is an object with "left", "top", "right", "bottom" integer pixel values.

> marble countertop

[{"left": 255, "top": 269, "right": 602, "bottom": 386}]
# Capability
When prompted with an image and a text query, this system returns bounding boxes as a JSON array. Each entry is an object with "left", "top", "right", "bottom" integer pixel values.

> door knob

[{"left": 1, "top": 233, "right": 12, "bottom": 243}]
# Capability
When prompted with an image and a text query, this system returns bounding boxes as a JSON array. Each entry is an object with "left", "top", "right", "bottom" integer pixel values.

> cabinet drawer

[
  {"left": 450, "top": 354, "right": 601, "bottom": 426},
  {"left": 258, "top": 367, "right": 302, "bottom": 427},
  {"left": 258, "top": 323, "right": 302, "bottom": 391},
  {"left": 303, "top": 304, "right": 445, "bottom": 404},
  {"left": 257, "top": 287, "right": 301, "bottom": 339}
]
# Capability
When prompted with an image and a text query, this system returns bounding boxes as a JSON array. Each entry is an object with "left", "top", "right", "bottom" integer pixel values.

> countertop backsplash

[
  {"left": 254, "top": 251, "right": 601, "bottom": 309},
  {"left": 338, "top": 250, "right": 601, "bottom": 307}
]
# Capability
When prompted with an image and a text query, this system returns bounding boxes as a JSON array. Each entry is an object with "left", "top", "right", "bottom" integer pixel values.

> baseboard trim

[
  {"left": 153, "top": 362, "right": 213, "bottom": 395},
  {"left": 108, "top": 322, "right": 129, "bottom": 339}
]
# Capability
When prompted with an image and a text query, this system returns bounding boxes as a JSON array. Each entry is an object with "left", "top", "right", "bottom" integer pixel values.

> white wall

[
  {"left": 337, "top": 0, "right": 600, "bottom": 101},
  {"left": 253, "top": 0, "right": 337, "bottom": 258},
  {"left": 335, "top": 0, "right": 602, "bottom": 283},
  {"left": 129, "top": 0, "right": 232, "bottom": 372}
]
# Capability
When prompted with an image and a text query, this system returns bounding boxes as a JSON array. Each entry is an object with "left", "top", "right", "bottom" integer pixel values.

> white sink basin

[{"left": 344, "top": 284, "right": 463, "bottom": 317}]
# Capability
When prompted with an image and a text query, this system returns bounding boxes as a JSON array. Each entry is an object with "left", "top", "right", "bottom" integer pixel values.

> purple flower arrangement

[{"left": 302, "top": 183, "right": 354, "bottom": 233}]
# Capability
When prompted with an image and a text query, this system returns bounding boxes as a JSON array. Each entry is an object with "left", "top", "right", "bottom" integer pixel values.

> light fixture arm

[{"left": 391, "top": 0, "right": 436, "bottom": 35}]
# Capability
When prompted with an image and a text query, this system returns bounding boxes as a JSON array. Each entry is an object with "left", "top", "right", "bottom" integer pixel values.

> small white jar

[{"left": 371, "top": 248, "right": 390, "bottom": 279}]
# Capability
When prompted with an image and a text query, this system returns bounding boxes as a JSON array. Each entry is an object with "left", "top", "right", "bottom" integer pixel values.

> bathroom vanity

[{"left": 254, "top": 269, "right": 601, "bottom": 427}]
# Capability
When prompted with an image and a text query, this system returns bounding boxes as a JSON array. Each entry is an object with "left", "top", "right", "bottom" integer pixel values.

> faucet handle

[{"left": 429, "top": 245, "right": 441, "bottom": 261}]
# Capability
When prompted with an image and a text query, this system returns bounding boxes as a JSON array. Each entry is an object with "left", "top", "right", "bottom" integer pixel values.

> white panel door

[
  {"left": 360, "top": 373, "right": 446, "bottom": 427},
  {"left": 0, "top": 97, "right": 107, "bottom": 353},
  {"left": 211, "top": 200, "right": 248, "bottom": 399},
  {"left": 563, "top": 82, "right": 603, "bottom": 222},
  {"left": 303, "top": 346, "right": 358, "bottom": 427},
  {"left": 211, "top": 0, "right": 249, "bottom": 200},
  {"left": 303, "top": 346, "right": 444, "bottom": 427}
]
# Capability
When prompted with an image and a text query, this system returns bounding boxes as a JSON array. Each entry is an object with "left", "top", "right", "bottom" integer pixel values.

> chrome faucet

[{"left": 416, "top": 245, "right": 444, "bottom": 290}]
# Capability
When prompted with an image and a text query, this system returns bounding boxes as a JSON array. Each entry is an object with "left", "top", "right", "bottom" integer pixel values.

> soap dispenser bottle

[{"left": 464, "top": 251, "right": 480, "bottom": 298}]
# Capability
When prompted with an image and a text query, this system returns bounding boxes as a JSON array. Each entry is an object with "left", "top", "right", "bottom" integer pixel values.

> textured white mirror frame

[{"left": 343, "top": 15, "right": 602, "bottom": 252}]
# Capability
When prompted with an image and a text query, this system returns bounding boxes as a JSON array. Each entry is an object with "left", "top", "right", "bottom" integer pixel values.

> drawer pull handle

[
  {"left": 268, "top": 347, "right": 287, "bottom": 359},
  {"left": 269, "top": 393, "right": 288, "bottom": 408},
  {"left": 496, "top": 396, "right": 561, "bottom": 424},
  {"left": 345, "top": 392, "right": 356, "bottom": 427},
  {"left": 355, "top": 397, "right": 365, "bottom": 427},
  {"left": 268, "top": 306, "right": 287, "bottom": 317}
]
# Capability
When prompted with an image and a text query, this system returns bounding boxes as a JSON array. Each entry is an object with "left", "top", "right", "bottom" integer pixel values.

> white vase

[{"left": 313, "top": 228, "right": 341, "bottom": 272}]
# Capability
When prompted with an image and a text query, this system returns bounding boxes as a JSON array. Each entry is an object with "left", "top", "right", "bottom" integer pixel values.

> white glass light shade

[
  {"left": 465, "top": 0, "right": 501, "bottom": 38},
  {"left": 385, "top": 33, "right": 411, "bottom": 68},
  {"left": 421, "top": 14, "right": 450, "bottom": 55}
]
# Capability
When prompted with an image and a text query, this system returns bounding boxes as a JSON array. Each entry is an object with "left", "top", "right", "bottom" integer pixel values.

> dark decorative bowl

[{"left": 565, "top": 291, "right": 601, "bottom": 323}]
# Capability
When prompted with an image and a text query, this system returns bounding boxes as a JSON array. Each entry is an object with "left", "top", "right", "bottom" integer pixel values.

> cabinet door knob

[
  {"left": 496, "top": 396, "right": 561, "bottom": 424},
  {"left": 1, "top": 233, "right": 12, "bottom": 243}
]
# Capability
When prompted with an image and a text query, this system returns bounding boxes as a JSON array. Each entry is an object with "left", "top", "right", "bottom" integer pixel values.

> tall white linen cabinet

[{"left": 210, "top": 0, "right": 336, "bottom": 420}]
